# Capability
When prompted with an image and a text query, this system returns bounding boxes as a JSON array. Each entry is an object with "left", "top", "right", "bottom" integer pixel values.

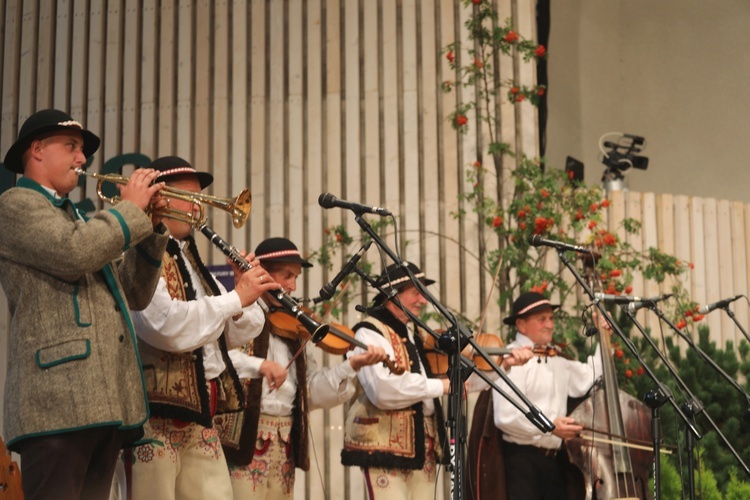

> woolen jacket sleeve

[{"left": 0, "top": 190, "right": 157, "bottom": 281}]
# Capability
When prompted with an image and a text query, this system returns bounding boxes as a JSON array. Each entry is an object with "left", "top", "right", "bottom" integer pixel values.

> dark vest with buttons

[
  {"left": 341, "top": 308, "right": 447, "bottom": 470},
  {"left": 137, "top": 237, "right": 244, "bottom": 428}
]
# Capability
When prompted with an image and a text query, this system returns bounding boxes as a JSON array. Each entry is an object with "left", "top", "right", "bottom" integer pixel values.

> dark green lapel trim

[
  {"left": 35, "top": 339, "right": 91, "bottom": 368},
  {"left": 72, "top": 283, "right": 92, "bottom": 326},
  {"left": 108, "top": 207, "right": 131, "bottom": 250},
  {"left": 6, "top": 419, "right": 149, "bottom": 453},
  {"left": 16, "top": 177, "right": 87, "bottom": 219}
]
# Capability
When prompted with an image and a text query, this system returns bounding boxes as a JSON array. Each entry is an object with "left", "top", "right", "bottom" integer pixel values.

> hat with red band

[
  {"left": 254, "top": 237, "right": 312, "bottom": 268},
  {"left": 503, "top": 291, "right": 560, "bottom": 326}
]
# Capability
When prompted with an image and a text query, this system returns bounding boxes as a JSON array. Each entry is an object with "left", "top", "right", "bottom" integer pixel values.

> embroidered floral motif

[
  {"left": 171, "top": 380, "right": 187, "bottom": 395},
  {"left": 135, "top": 445, "right": 155, "bottom": 463},
  {"left": 249, "top": 458, "right": 269, "bottom": 489},
  {"left": 169, "top": 430, "right": 187, "bottom": 450},
  {"left": 200, "top": 427, "right": 222, "bottom": 458},
  {"left": 375, "top": 473, "right": 390, "bottom": 489},
  {"left": 280, "top": 460, "right": 294, "bottom": 494}
]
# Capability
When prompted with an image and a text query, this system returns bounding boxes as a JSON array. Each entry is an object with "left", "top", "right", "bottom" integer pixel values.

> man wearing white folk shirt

[{"left": 492, "top": 291, "right": 607, "bottom": 499}]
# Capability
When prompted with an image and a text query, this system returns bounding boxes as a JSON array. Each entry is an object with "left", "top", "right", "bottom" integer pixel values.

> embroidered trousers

[
  {"left": 127, "top": 416, "right": 233, "bottom": 500},
  {"left": 229, "top": 414, "right": 295, "bottom": 500},
  {"left": 361, "top": 415, "right": 440, "bottom": 500}
]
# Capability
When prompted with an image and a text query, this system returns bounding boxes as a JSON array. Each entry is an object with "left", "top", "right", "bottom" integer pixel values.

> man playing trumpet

[
  {"left": 127, "top": 156, "right": 284, "bottom": 498},
  {"left": 0, "top": 109, "right": 169, "bottom": 499}
]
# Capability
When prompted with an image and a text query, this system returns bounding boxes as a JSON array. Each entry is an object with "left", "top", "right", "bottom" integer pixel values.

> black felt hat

[
  {"left": 254, "top": 237, "right": 312, "bottom": 268},
  {"left": 149, "top": 156, "right": 213, "bottom": 189},
  {"left": 503, "top": 291, "right": 560, "bottom": 326},
  {"left": 3, "top": 109, "right": 101, "bottom": 173},
  {"left": 373, "top": 261, "right": 435, "bottom": 302}
]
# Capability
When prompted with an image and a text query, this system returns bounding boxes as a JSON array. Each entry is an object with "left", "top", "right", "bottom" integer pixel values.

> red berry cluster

[
  {"left": 530, "top": 281, "right": 548, "bottom": 294},
  {"left": 675, "top": 307, "right": 705, "bottom": 330}
]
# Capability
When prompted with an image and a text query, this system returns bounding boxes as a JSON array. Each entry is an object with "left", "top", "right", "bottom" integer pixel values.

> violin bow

[{"left": 284, "top": 274, "right": 358, "bottom": 371}]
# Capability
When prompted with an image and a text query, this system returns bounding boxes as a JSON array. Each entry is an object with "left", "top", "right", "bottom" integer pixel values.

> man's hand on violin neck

[
  {"left": 502, "top": 346, "right": 535, "bottom": 371},
  {"left": 349, "top": 345, "right": 388, "bottom": 371},
  {"left": 235, "top": 265, "right": 280, "bottom": 307}
]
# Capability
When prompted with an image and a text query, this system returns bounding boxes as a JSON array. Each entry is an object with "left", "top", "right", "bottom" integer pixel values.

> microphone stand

[
  {"left": 555, "top": 250, "right": 700, "bottom": 500},
  {"left": 622, "top": 308, "right": 705, "bottom": 500},
  {"left": 646, "top": 306, "right": 750, "bottom": 480},
  {"left": 718, "top": 305, "right": 750, "bottom": 345},
  {"left": 351, "top": 214, "right": 554, "bottom": 500}
]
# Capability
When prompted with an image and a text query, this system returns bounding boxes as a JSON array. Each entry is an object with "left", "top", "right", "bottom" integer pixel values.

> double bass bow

[{"left": 566, "top": 259, "right": 653, "bottom": 500}]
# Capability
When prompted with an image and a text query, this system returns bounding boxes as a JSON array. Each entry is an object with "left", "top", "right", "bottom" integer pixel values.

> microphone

[
  {"left": 594, "top": 293, "right": 651, "bottom": 304},
  {"left": 697, "top": 294, "right": 744, "bottom": 314},
  {"left": 318, "top": 241, "right": 373, "bottom": 301},
  {"left": 318, "top": 193, "right": 392, "bottom": 216},
  {"left": 627, "top": 294, "right": 674, "bottom": 313},
  {"left": 528, "top": 235, "right": 591, "bottom": 254}
]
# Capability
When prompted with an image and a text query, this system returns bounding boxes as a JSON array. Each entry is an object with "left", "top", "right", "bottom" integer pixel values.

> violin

[
  {"left": 268, "top": 307, "right": 350, "bottom": 355},
  {"left": 267, "top": 307, "right": 405, "bottom": 375},
  {"left": 423, "top": 331, "right": 565, "bottom": 376}
]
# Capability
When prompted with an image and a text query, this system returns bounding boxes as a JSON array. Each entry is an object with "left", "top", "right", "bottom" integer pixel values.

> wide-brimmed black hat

[
  {"left": 150, "top": 156, "right": 213, "bottom": 189},
  {"left": 373, "top": 261, "right": 435, "bottom": 302},
  {"left": 3, "top": 109, "right": 101, "bottom": 173},
  {"left": 503, "top": 291, "right": 560, "bottom": 325},
  {"left": 254, "top": 237, "right": 312, "bottom": 268}
]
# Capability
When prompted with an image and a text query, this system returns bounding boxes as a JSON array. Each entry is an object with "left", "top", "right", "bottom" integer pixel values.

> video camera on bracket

[{"left": 600, "top": 133, "right": 648, "bottom": 181}]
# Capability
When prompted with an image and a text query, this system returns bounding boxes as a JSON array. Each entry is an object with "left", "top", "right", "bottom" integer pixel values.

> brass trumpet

[{"left": 75, "top": 168, "right": 252, "bottom": 229}]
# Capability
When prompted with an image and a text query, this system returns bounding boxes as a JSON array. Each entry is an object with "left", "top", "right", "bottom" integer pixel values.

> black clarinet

[{"left": 200, "top": 224, "right": 330, "bottom": 341}]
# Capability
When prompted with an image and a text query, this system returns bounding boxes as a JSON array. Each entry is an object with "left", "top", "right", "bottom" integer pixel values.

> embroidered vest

[
  {"left": 341, "top": 312, "right": 446, "bottom": 470},
  {"left": 138, "top": 237, "right": 244, "bottom": 428},
  {"left": 215, "top": 310, "right": 310, "bottom": 470}
]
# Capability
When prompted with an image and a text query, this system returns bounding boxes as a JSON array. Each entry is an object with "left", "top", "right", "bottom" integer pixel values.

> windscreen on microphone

[{"left": 318, "top": 192, "right": 337, "bottom": 209}]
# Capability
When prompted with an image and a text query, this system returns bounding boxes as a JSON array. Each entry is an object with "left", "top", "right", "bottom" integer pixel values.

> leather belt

[{"left": 504, "top": 441, "right": 560, "bottom": 459}]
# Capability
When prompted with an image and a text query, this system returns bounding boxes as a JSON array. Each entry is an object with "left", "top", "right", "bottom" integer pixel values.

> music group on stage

[{"left": 0, "top": 109, "right": 633, "bottom": 500}]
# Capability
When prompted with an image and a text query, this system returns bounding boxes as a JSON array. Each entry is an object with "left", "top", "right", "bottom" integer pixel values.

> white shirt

[
  {"left": 349, "top": 322, "right": 444, "bottom": 416},
  {"left": 228, "top": 298, "right": 360, "bottom": 416},
  {"left": 131, "top": 238, "right": 266, "bottom": 379},
  {"left": 491, "top": 333, "right": 602, "bottom": 450}
]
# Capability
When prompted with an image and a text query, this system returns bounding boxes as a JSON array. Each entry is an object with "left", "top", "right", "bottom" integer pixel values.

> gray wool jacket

[{"left": 0, "top": 177, "right": 169, "bottom": 450}]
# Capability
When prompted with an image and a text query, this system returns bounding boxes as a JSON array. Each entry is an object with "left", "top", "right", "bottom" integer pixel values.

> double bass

[
  {"left": 566, "top": 266, "right": 653, "bottom": 499},
  {"left": 0, "top": 436, "right": 22, "bottom": 499}
]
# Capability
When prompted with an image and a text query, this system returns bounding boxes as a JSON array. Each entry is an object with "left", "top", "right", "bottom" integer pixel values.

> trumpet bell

[
  {"left": 75, "top": 168, "right": 252, "bottom": 229},
  {"left": 231, "top": 189, "right": 252, "bottom": 228}
]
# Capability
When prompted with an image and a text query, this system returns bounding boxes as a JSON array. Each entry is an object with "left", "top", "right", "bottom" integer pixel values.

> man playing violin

[
  {"left": 484, "top": 291, "right": 610, "bottom": 500},
  {"left": 218, "top": 237, "right": 387, "bottom": 499},
  {"left": 126, "top": 156, "right": 282, "bottom": 499},
  {"left": 341, "top": 262, "right": 530, "bottom": 499},
  {"left": 0, "top": 109, "right": 169, "bottom": 499}
]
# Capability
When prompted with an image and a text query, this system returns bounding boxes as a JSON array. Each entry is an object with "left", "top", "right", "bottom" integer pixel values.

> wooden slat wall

[{"left": 2, "top": 0, "right": 750, "bottom": 497}]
